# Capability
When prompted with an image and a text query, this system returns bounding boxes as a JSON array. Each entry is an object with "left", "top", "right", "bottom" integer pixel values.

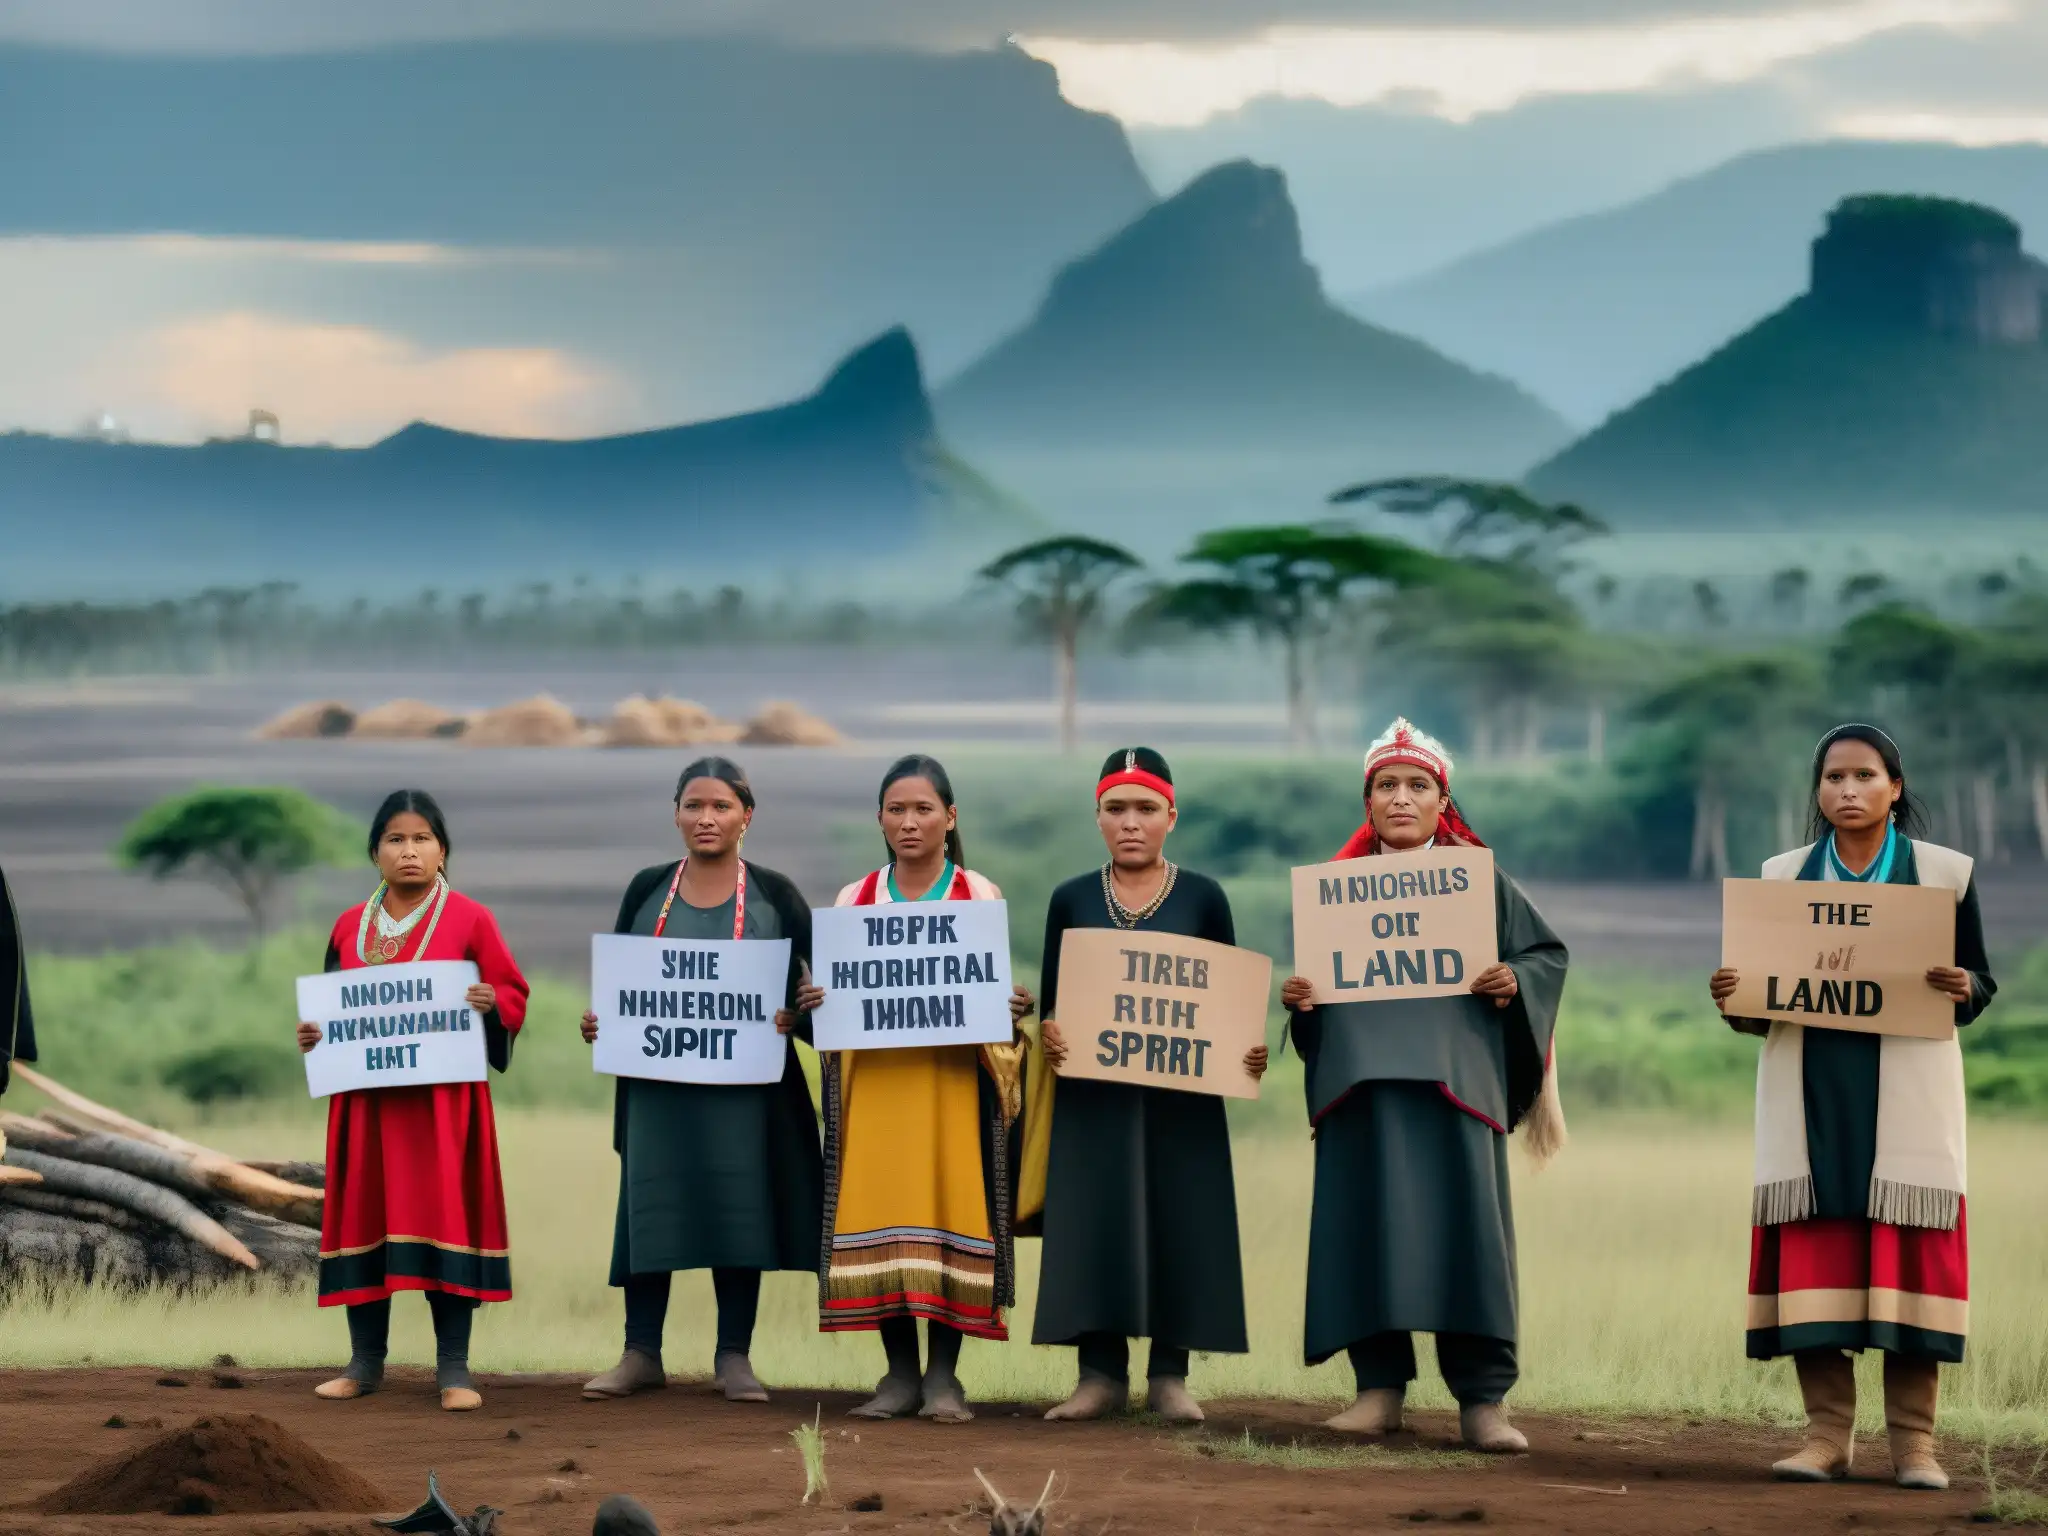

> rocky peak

[{"left": 1810, "top": 194, "right": 2045, "bottom": 344}]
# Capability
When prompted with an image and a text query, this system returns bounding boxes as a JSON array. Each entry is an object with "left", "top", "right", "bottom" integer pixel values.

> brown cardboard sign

[
  {"left": 1051, "top": 927, "right": 1271, "bottom": 1100},
  {"left": 1721, "top": 878, "right": 1957, "bottom": 1039},
  {"left": 1290, "top": 845, "right": 1498, "bottom": 1005}
]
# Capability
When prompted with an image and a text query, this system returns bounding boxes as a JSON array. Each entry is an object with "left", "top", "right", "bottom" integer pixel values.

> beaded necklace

[
  {"left": 1101, "top": 860, "right": 1177, "bottom": 929},
  {"left": 652, "top": 856, "right": 748, "bottom": 939},
  {"left": 356, "top": 874, "right": 450, "bottom": 965}
]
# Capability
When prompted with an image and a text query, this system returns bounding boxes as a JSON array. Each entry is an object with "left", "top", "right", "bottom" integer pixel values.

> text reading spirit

[
  {"left": 1095, "top": 947, "right": 1215, "bottom": 1080},
  {"left": 615, "top": 945, "right": 770, "bottom": 1062}
]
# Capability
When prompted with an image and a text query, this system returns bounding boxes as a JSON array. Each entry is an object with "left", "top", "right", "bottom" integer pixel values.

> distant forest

[{"left": 7, "top": 481, "right": 2048, "bottom": 880}]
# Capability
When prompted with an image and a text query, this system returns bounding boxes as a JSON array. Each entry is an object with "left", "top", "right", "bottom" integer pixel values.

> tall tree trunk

[
  {"left": 1973, "top": 772, "right": 2001, "bottom": 861},
  {"left": 1586, "top": 701, "right": 1606, "bottom": 765},
  {"left": 1284, "top": 637, "right": 1313, "bottom": 751},
  {"left": 1709, "top": 789, "right": 1731, "bottom": 880},
  {"left": 2034, "top": 762, "right": 2048, "bottom": 861},
  {"left": 1689, "top": 783, "right": 1713, "bottom": 880},
  {"left": 1054, "top": 627, "right": 1079, "bottom": 755}
]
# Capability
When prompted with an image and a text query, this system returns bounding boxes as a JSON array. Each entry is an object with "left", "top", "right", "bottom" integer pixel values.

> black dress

[
  {"left": 1288, "top": 867, "right": 1568, "bottom": 1403},
  {"left": 0, "top": 865, "right": 35, "bottom": 1094},
  {"left": 1031, "top": 868, "right": 1249, "bottom": 1368},
  {"left": 606, "top": 861, "right": 823, "bottom": 1283}
]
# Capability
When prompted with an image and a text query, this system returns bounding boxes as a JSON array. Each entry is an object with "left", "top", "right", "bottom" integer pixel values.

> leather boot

[
  {"left": 582, "top": 1349, "right": 667, "bottom": 1400},
  {"left": 1884, "top": 1355, "right": 1948, "bottom": 1491},
  {"left": 1771, "top": 1350, "right": 1856, "bottom": 1481},
  {"left": 1325, "top": 1388, "right": 1404, "bottom": 1435}
]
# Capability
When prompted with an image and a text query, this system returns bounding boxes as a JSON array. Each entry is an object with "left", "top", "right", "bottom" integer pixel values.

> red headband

[{"left": 1096, "top": 769, "right": 1175, "bottom": 806}]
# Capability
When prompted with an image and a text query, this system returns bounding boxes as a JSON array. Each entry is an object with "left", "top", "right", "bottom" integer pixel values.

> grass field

[{"left": 5, "top": 1101, "right": 2044, "bottom": 1448}]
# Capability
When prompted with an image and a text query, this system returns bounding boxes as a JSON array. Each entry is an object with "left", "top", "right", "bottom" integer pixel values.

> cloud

[
  {"left": 116, "top": 235, "right": 601, "bottom": 268},
  {"left": 1830, "top": 110, "right": 2048, "bottom": 144},
  {"left": 103, "top": 311, "right": 624, "bottom": 444},
  {"left": 1019, "top": 0, "right": 2012, "bottom": 126}
]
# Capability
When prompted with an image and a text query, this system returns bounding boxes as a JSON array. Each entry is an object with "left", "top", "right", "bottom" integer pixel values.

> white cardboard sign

[
  {"left": 298, "top": 961, "right": 485, "bottom": 1098},
  {"left": 809, "top": 900, "right": 1014, "bottom": 1051},
  {"left": 588, "top": 932, "right": 793, "bottom": 1084}
]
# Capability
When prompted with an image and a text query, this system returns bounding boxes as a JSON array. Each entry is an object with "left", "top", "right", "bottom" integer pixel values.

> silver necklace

[{"left": 1102, "top": 861, "right": 1176, "bottom": 929}]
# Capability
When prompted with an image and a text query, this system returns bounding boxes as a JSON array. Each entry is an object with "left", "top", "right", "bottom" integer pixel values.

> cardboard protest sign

[
  {"left": 1721, "top": 879, "right": 1957, "bottom": 1039},
  {"left": 1290, "top": 845, "right": 1498, "bottom": 1005},
  {"left": 810, "top": 900, "right": 1014, "bottom": 1051},
  {"left": 298, "top": 961, "right": 485, "bottom": 1098},
  {"left": 588, "top": 933, "right": 793, "bottom": 1084},
  {"left": 1051, "top": 928, "right": 1270, "bottom": 1100}
]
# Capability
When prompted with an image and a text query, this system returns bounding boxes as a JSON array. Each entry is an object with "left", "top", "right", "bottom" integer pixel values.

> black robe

[
  {"left": 1030, "top": 868, "right": 1248, "bottom": 1354},
  {"left": 605, "top": 861, "right": 823, "bottom": 1282},
  {"left": 1, "top": 864, "right": 36, "bottom": 1094},
  {"left": 1288, "top": 867, "right": 1567, "bottom": 1364}
]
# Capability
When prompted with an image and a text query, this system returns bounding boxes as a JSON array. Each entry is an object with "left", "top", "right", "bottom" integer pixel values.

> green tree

[
  {"left": 117, "top": 786, "right": 360, "bottom": 945},
  {"left": 1327, "top": 477, "right": 1607, "bottom": 571},
  {"left": 1135, "top": 525, "right": 1444, "bottom": 750},
  {"left": 1633, "top": 653, "right": 1822, "bottom": 878},
  {"left": 978, "top": 535, "right": 1144, "bottom": 753}
]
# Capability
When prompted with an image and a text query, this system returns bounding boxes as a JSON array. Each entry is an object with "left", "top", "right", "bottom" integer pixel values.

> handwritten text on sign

[
  {"left": 1721, "top": 878, "right": 1956, "bottom": 1039},
  {"left": 1290, "top": 845, "right": 1498, "bottom": 1004},
  {"left": 810, "top": 900, "right": 1014, "bottom": 1051},
  {"left": 297, "top": 961, "right": 485, "bottom": 1097},
  {"left": 1052, "top": 928, "right": 1270, "bottom": 1099},
  {"left": 589, "top": 933, "right": 793, "bottom": 1084}
]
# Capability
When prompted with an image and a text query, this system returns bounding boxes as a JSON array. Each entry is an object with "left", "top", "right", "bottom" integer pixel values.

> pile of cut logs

[{"left": 0, "top": 1064, "right": 325, "bottom": 1289}]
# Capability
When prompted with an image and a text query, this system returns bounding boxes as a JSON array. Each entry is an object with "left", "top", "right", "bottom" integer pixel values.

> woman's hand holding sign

[
  {"left": 1244, "top": 1043, "right": 1268, "bottom": 1080},
  {"left": 1041, "top": 1018, "right": 1067, "bottom": 1069},
  {"left": 1926, "top": 966, "right": 1971, "bottom": 1005},
  {"left": 1469, "top": 963, "right": 1518, "bottom": 1009},
  {"left": 466, "top": 982, "right": 497, "bottom": 1014},
  {"left": 296, "top": 1021, "right": 320, "bottom": 1055},
  {"left": 1280, "top": 975, "right": 1313, "bottom": 1013},
  {"left": 580, "top": 1009, "right": 599, "bottom": 1043}
]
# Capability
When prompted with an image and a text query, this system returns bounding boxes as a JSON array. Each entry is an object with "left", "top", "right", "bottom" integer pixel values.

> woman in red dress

[{"left": 295, "top": 789, "right": 529, "bottom": 1411}]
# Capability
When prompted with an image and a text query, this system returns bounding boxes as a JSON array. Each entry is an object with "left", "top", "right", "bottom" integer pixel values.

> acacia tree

[
  {"left": 1327, "top": 476, "right": 1607, "bottom": 571},
  {"left": 117, "top": 786, "right": 359, "bottom": 947},
  {"left": 978, "top": 536, "right": 1143, "bottom": 753},
  {"left": 1135, "top": 526, "right": 1442, "bottom": 750}
]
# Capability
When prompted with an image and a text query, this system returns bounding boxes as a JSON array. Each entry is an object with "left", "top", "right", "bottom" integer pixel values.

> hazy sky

[
  {"left": 5, "top": 0, "right": 2047, "bottom": 445},
  {"left": 2, "top": 0, "right": 2043, "bottom": 137}
]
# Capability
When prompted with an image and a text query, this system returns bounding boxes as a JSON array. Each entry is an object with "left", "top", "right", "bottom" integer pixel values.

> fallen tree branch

[
  {"left": 0, "top": 1165, "right": 45, "bottom": 1187},
  {"left": 33, "top": 1108, "right": 322, "bottom": 1227},
  {"left": 0, "top": 1183, "right": 150, "bottom": 1231},
  {"left": 2, "top": 1147, "right": 259, "bottom": 1270}
]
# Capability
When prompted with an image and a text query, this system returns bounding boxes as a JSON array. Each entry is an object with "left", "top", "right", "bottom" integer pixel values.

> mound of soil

[
  {"left": 255, "top": 700, "right": 356, "bottom": 739},
  {"left": 740, "top": 700, "right": 841, "bottom": 747},
  {"left": 463, "top": 694, "right": 584, "bottom": 748},
  {"left": 35, "top": 1412, "right": 389, "bottom": 1516},
  {"left": 352, "top": 698, "right": 464, "bottom": 739}
]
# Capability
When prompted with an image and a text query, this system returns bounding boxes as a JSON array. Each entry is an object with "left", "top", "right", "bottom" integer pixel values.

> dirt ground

[{"left": 0, "top": 1369, "right": 2005, "bottom": 1536}]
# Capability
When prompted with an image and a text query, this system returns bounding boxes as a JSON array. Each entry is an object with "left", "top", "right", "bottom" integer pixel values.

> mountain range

[
  {"left": 1355, "top": 140, "right": 2048, "bottom": 427},
  {"left": 1531, "top": 195, "right": 2048, "bottom": 522},
  {"left": 0, "top": 330, "right": 1018, "bottom": 594},
  {"left": 938, "top": 161, "right": 1569, "bottom": 541}
]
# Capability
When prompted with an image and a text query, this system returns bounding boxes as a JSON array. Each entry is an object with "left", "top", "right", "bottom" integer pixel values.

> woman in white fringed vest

[{"left": 1711, "top": 724, "right": 1995, "bottom": 1491}]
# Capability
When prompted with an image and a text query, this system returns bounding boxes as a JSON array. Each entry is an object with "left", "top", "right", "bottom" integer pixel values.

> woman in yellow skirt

[{"left": 795, "top": 754, "right": 1033, "bottom": 1422}]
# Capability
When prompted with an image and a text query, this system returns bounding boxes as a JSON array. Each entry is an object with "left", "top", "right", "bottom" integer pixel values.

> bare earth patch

[{"left": 0, "top": 1370, "right": 2007, "bottom": 1536}]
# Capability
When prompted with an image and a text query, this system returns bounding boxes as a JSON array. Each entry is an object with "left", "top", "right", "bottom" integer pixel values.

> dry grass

[{"left": 3, "top": 1108, "right": 2044, "bottom": 1446}]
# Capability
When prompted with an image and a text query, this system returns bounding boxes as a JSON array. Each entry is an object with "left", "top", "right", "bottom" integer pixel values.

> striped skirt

[{"left": 1746, "top": 1201, "right": 1967, "bottom": 1362}]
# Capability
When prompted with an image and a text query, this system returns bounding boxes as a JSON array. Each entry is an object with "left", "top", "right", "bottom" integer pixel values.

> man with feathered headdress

[{"left": 1281, "top": 718, "right": 1568, "bottom": 1453}]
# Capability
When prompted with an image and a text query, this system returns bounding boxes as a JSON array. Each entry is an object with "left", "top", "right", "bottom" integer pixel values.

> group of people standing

[{"left": 271, "top": 716, "right": 1990, "bottom": 1490}]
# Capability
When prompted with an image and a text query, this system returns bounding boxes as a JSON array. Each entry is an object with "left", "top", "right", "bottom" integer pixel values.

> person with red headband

[
  {"left": 1279, "top": 718, "right": 1568, "bottom": 1453},
  {"left": 1029, "top": 747, "right": 1262, "bottom": 1424}
]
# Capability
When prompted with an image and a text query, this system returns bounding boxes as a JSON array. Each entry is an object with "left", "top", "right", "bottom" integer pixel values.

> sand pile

[
  {"left": 36, "top": 1413, "right": 389, "bottom": 1516},
  {"left": 602, "top": 694, "right": 741, "bottom": 748},
  {"left": 463, "top": 694, "right": 583, "bottom": 748},
  {"left": 741, "top": 700, "right": 841, "bottom": 747},
  {"left": 255, "top": 701, "right": 356, "bottom": 740},
  {"left": 353, "top": 698, "right": 466, "bottom": 739}
]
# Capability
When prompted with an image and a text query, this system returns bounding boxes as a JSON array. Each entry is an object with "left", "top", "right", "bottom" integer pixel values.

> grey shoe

[
  {"left": 582, "top": 1349, "right": 667, "bottom": 1400},
  {"left": 714, "top": 1349, "right": 769, "bottom": 1403}
]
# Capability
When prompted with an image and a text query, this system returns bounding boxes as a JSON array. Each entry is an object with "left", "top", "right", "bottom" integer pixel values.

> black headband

[{"left": 1813, "top": 723, "right": 1900, "bottom": 765}]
